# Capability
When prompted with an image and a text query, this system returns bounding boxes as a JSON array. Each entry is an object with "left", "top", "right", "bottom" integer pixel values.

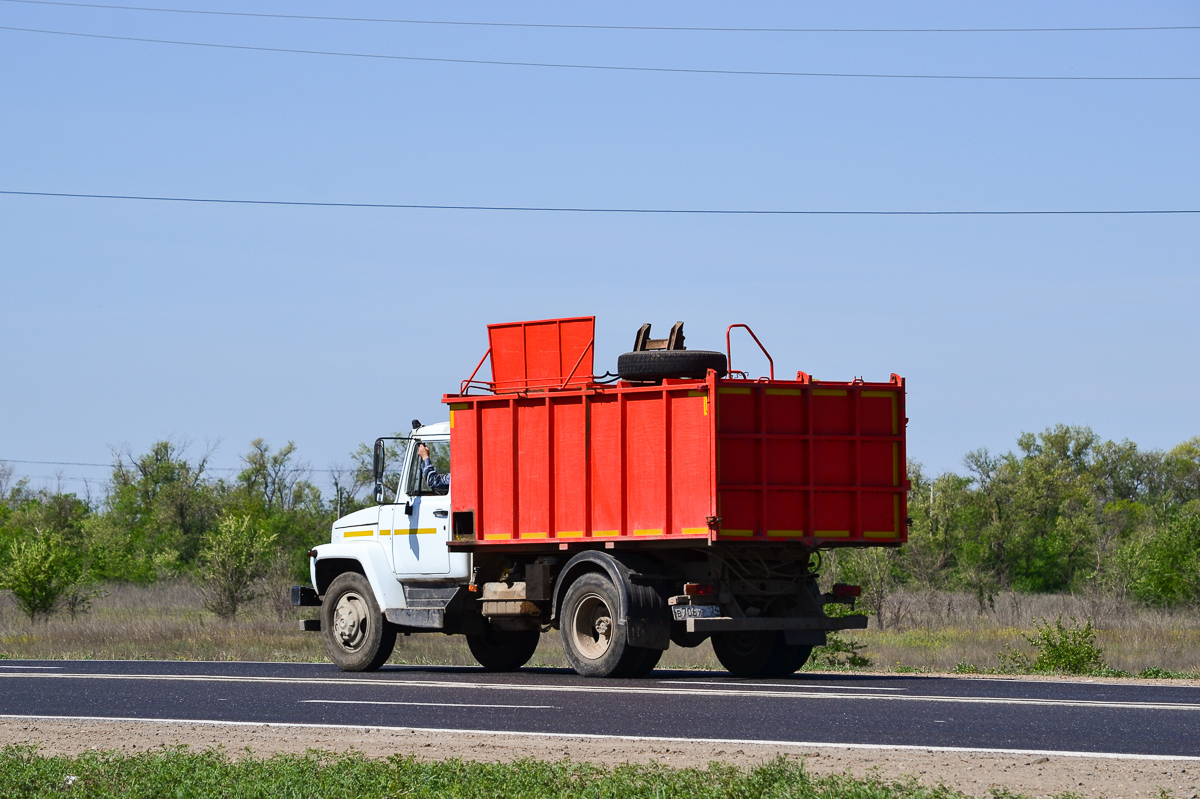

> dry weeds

[{"left": 0, "top": 583, "right": 1197, "bottom": 675}]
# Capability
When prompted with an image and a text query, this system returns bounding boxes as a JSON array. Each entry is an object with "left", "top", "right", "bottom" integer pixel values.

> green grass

[{"left": 0, "top": 747, "right": 1032, "bottom": 799}]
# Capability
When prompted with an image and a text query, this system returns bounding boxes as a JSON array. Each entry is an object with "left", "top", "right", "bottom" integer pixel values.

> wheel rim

[
  {"left": 569, "top": 592, "right": 613, "bottom": 660},
  {"left": 332, "top": 590, "right": 370, "bottom": 651}
]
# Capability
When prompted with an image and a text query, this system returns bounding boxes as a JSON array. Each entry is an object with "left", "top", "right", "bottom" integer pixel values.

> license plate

[{"left": 672, "top": 604, "right": 720, "bottom": 620}]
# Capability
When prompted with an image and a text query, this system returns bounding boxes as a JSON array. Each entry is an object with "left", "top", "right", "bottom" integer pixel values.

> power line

[
  {"left": 4, "top": 0, "right": 1198, "bottom": 33},
  {"left": 3, "top": 25, "right": 1200, "bottom": 81},
  {"left": 2, "top": 458, "right": 349, "bottom": 474},
  {"left": 3, "top": 190, "right": 1199, "bottom": 216}
]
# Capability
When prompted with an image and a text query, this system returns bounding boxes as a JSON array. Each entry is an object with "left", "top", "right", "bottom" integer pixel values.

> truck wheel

[
  {"left": 766, "top": 644, "right": 813, "bottom": 676},
  {"left": 560, "top": 573, "right": 655, "bottom": 678},
  {"left": 320, "top": 572, "right": 396, "bottom": 672},
  {"left": 711, "top": 631, "right": 785, "bottom": 678},
  {"left": 466, "top": 628, "right": 540, "bottom": 672},
  {"left": 617, "top": 350, "right": 728, "bottom": 381}
]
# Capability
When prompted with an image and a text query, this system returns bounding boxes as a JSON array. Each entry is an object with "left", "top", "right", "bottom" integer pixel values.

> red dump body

[{"left": 445, "top": 318, "right": 907, "bottom": 548}]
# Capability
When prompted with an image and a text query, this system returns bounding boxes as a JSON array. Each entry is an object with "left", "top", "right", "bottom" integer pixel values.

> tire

[
  {"left": 711, "top": 631, "right": 813, "bottom": 677},
  {"left": 767, "top": 644, "right": 814, "bottom": 676},
  {"left": 560, "top": 572, "right": 655, "bottom": 678},
  {"left": 711, "top": 631, "right": 785, "bottom": 678},
  {"left": 620, "top": 645, "right": 664, "bottom": 678},
  {"left": 320, "top": 572, "right": 396, "bottom": 672},
  {"left": 466, "top": 627, "right": 540, "bottom": 672},
  {"left": 617, "top": 350, "right": 728, "bottom": 381}
]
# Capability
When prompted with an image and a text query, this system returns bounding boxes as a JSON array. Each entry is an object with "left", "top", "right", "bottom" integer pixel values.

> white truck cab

[
  {"left": 300, "top": 423, "right": 488, "bottom": 671},
  {"left": 319, "top": 423, "right": 467, "bottom": 585}
]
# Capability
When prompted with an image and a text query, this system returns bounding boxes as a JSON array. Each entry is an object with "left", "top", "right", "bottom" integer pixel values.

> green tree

[
  {"left": 0, "top": 531, "right": 83, "bottom": 621},
  {"left": 195, "top": 513, "right": 278, "bottom": 619},
  {"left": 90, "top": 441, "right": 222, "bottom": 581}
]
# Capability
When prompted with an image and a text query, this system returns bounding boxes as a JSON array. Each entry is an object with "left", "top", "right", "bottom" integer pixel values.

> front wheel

[
  {"left": 466, "top": 628, "right": 540, "bottom": 672},
  {"left": 320, "top": 572, "right": 396, "bottom": 672}
]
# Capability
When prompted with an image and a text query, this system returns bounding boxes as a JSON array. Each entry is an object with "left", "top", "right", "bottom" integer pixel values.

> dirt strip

[{"left": 1, "top": 718, "right": 1197, "bottom": 798}]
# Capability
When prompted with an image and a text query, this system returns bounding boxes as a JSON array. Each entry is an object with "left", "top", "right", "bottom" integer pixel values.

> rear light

[
  {"left": 306, "top": 549, "right": 318, "bottom": 558},
  {"left": 832, "top": 583, "right": 862, "bottom": 598},
  {"left": 683, "top": 583, "right": 716, "bottom": 597}
]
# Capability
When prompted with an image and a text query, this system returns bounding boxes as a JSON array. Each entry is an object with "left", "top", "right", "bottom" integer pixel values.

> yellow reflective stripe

[
  {"left": 342, "top": 530, "right": 374, "bottom": 538},
  {"left": 765, "top": 388, "right": 804, "bottom": 396},
  {"left": 865, "top": 530, "right": 899, "bottom": 539},
  {"left": 680, "top": 527, "right": 709, "bottom": 535},
  {"left": 519, "top": 532, "right": 548, "bottom": 539},
  {"left": 815, "top": 530, "right": 850, "bottom": 538},
  {"left": 592, "top": 530, "right": 620, "bottom": 537},
  {"left": 397, "top": 528, "right": 439, "bottom": 536},
  {"left": 484, "top": 533, "right": 510, "bottom": 540},
  {"left": 719, "top": 529, "right": 754, "bottom": 537},
  {"left": 556, "top": 531, "right": 585, "bottom": 538},
  {"left": 379, "top": 530, "right": 391, "bottom": 536},
  {"left": 812, "top": 389, "right": 847, "bottom": 397},
  {"left": 448, "top": 403, "right": 470, "bottom": 410},
  {"left": 633, "top": 529, "right": 662, "bottom": 536},
  {"left": 767, "top": 530, "right": 806, "bottom": 537},
  {"left": 718, "top": 387, "right": 751, "bottom": 395}
]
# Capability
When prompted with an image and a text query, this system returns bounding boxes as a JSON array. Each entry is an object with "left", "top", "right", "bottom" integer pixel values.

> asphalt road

[{"left": 2, "top": 659, "right": 1198, "bottom": 758}]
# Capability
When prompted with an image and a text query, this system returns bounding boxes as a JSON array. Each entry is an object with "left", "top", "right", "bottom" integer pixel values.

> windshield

[{"left": 407, "top": 439, "right": 451, "bottom": 496}]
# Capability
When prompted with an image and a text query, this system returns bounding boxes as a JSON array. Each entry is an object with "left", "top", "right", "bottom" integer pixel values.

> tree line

[
  {"left": 831, "top": 425, "right": 1200, "bottom": 621},
  {"left": 1, "top": 425, "right": 1198, "bottom": 622}
]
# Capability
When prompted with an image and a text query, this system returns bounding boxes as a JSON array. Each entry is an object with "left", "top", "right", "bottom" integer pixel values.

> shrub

[
  {"left": 810, "top": 631, "right": 871, "bottom": 669},
  {"left": 195, "top": 514, "right": 277, "bottom": 619},
  {"left": 0, "top": 531, "right": 84, "bottom": 622},
  {"left": 998, "top": 614, "right": 1105, "bottom": 674}
]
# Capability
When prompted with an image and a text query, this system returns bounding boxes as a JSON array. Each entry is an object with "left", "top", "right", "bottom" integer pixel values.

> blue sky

[{"left": 2, "top": 1, "right": 1198, "bottom": 492}]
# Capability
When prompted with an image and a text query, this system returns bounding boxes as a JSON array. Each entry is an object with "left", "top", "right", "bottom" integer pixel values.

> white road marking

[
  {"left": 0, "top": 665, "right": 62, "bottom": 669},
  {"left": 662, "top": 680, "right": 905, "bottom": 691},
  {"left": 301, "top": 700, "right": 556, "bottom": 709},
  {"left": 2, "top": 714, "right": 1197, "bottom": 762},
  {"left": 2, "top": 672, "right": 1196, "bottom": 711}
]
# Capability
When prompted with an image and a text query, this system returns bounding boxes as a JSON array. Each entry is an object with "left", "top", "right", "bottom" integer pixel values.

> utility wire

[
  {"left": 3, "top": 190, "right": 1199, "bottom": 215},
  {"left": 3, "top": 25, "right": 1199, "bottom": 81},
  {"left": 4, "top": 0, "right": 1198, "bottom": 33},
  {"left": 2, "top": 458, "right": 347, "bottom": 474}
]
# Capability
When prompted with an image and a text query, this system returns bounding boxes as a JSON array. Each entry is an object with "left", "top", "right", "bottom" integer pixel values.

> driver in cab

[{"left": 417, "top": 443, "right": 449, "bottom": 493}]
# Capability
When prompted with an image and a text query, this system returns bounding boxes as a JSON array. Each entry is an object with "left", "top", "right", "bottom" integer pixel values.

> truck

[{"left": 293, "top": 316, "right": 908, "bottom": 678}]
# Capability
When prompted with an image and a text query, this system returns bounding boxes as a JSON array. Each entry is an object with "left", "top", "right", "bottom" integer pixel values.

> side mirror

[{"left": 372, "top": 438, "right": 385, "bottom": 504}]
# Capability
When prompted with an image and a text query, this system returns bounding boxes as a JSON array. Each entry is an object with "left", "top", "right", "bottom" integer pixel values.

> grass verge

[{"left": 0, "top": 746, "right": 1029, "bottom": 799}]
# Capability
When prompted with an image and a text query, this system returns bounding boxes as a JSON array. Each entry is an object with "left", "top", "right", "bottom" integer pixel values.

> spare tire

[{"left": 617, "top": 350, "right": 727, "bottom": 381}]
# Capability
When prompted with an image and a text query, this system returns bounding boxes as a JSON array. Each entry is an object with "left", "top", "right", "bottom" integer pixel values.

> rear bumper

[{"left": 685, "top": 615, "right": 868, "bottom": 634}]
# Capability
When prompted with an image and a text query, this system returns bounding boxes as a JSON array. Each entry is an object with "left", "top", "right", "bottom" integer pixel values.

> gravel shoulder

[{"left": 2, "top": 718, "right": 1197, "bottom": 798}]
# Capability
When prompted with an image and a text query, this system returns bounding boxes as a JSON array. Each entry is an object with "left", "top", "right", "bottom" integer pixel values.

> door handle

[{"left": 433, "top": 509, "right": 448, "bottom": 518}]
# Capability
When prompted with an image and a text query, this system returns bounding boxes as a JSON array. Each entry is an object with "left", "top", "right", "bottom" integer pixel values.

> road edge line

[{"left": 2, "top": 714, "right": 1197, "bottom": 762}]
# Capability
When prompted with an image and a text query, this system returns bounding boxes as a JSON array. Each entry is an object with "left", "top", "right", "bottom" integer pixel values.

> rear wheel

[
  {"left": 466, "top": 627, "right": 540, "bottom": 672},
  {"left": 712, "top": 631, "right": 814, "bottom": 677},
  {"left": 320, "top": 572, "right": 396, "bottom": 672},
  {"left": 711, "top": 631, "right": 780, "bottom": 677},
  {"left": 560, "top": 573, "right": 657, "bottom": 678}
]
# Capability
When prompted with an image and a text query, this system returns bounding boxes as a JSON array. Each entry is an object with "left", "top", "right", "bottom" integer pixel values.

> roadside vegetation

[
  {"left": 0, "top": 747, "right": 1054, "bottom": 799},
  {"left": 0, "top": 425, "right": 1198, "bottom": 676}
]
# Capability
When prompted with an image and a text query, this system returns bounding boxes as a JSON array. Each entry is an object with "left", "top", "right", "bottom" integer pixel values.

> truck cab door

[{"left": 391, "top": 438, "right": 451, "bottom": 576}]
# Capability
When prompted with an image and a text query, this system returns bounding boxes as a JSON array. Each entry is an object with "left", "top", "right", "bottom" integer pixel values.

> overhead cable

[
  {"left": 4, "top": 0, "right": 1198, "bottom": 33},
  {"left": 3, "top": 25, "right": 1199, "bottom": 81},
  {"left": 3, "top": 190, "right": 1199, "bottom": 215}
]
